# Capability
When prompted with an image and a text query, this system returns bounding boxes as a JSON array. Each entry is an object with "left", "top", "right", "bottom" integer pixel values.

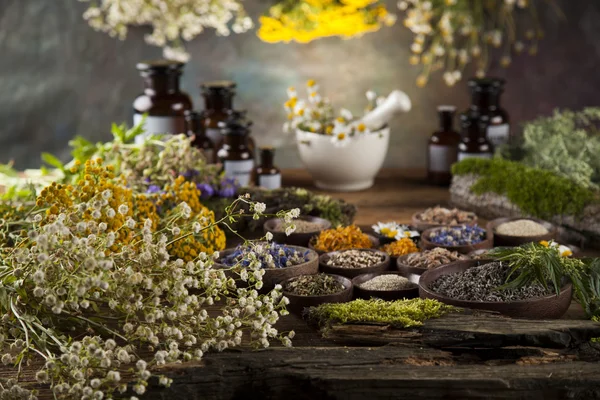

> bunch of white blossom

[
  {"left": 79, "top": 0, "right": 253, "bottom": 61},
  {"left": 283, "top": 80, "right": 385, "bottom": 148},
  {"left": 0, "top": 194, "right": 296, "bottom": 399},
  {"left": 397, "top": 0, "right": 560, "bottom": 87}
]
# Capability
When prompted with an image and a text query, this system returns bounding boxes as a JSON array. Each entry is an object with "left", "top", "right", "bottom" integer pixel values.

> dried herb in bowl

[
  {"left": 313, "top": 225, "right": 372, "bottom": 252},
  {"left": 359, "top": 275, "right": 413, "bottom": 291},
  {"left": 220, "top": 242, "right": 310, "bottom": 269},
  {"left": 428, "top": 225, "right": 486, "bottom": 246},
  {"left": 284, "top": 274, "right": 345, "bottom": 296},
  {"left": 404, "top": 248, "right": 467, "bottom": 269},
  {"left": 380, "top": 238, "right": 419, "bottom": 257},
  {"left": 416, "top": 206, "right": 476, "bottom": 225},
  {"left": 326, "top": 249, "right": 384, "bottom": 269}
]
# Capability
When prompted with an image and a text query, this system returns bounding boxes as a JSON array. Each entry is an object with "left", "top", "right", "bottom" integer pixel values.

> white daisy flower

[
  {"left": 331, "top": 131, "right": 351, "bottom": 147},
  {"left": 340, "top": 108, "right": 353, "bottom": 121}
]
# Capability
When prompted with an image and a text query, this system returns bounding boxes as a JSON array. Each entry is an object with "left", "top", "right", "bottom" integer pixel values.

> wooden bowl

[
  {"left": 319, "top": 248, "right": 390, "bottom": 279},
  {"left": 420, "top": 227, "right": 493, "bottom": 255},
  {"left": 487, "top": 217, "right": 557, "bottom": 247},
  {"left": 419, "top": 259, "right": 573, "bottom": 319},
  {"left": 411, "top": 211, "right": 478, "bottom": 232},
  {"left": 215, "top": 245, "right": 319, "bottom": 291},
  {"left": 308, "top": 234, "right": 380, "bottom": 255},
  {"left": 282, "top": 274, "right": 353, "bottom": 314},
  {"left": 263, "top": 216, "right": 332, "bottom": 247},
  {"left": 352, "top": 271, "right": 419, "bottom": 301}
]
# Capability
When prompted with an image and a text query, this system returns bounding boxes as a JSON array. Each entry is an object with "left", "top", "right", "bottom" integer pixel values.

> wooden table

[{"left": 6, "top": 169, "right": 600, "bottom": 399}]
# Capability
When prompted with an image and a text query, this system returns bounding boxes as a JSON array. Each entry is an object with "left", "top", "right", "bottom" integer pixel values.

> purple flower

[
  {"left": 196, "top": 183, "right": 215, "bottom": 199},
  {"left": 146, "top": 185, "right": 161, "bottom": 194},
  {"left": 182, "top": 169, "right": 199, "bottom": 179},
  {"left": 219, "top": 184, "right": 236, "bottom": 198}
]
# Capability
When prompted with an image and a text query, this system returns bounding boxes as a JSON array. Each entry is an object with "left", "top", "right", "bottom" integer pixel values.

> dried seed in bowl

[
  {"left": 359, "top": 275, "right": 413, "bottom": 291},
  {"left": 496, "top": 219, "right": 549, "bottom": 237},
  {"left": 326, "top": 249, "right": 384, "bottom": 269}
]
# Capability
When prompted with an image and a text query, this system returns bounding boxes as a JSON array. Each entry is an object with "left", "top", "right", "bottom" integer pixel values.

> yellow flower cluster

[
  {"left": 258, "top": 0, "right": 395, "bottom": 44},
  {"left": 161, "top": 176, "right": 226, "bottom": 261}
]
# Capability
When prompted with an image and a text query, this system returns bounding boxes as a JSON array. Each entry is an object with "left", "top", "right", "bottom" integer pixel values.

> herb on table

[{"left": 284, "top": 274, "right": 345, "bottom": 296}]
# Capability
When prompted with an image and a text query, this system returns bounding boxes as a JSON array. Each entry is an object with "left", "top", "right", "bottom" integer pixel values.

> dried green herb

[
  {"left": 284, "top": 274, "right": 345, "bottom": 296},
  {"left": 307, "top": 298, "right": 455, "bottom": 328}
]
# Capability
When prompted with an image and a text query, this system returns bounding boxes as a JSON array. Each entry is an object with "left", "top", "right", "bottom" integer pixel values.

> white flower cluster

[
  {"left": 398, "top": 0, "right": 550, "bottom": 87},
  {"left": 79, "top": 0, "right": 253, "bottom": 61},
  {"left": 0, "top": 194, "right": 293, "bottom": 398},
  {"left": 283, "top": 80, "right": 384, "bottom": 148}
]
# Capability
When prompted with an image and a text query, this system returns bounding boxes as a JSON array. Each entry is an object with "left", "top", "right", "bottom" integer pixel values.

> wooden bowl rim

[
  {"left": 419, "top": 259, "right": 573, "bottom": 306},
  {"left": 281, "top": 273, "right": 353, "bottom": 298}
]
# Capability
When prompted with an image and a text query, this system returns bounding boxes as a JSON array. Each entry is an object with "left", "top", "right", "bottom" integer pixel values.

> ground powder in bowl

[
  {"left": 274, "top": 219, "right": 326, "bottom": 233},
  {"left": 359, "top": 274, "right": 413, "bottom": 291},
  {"left": 495, "top": 219, "right": 549, "bottom": 237}
]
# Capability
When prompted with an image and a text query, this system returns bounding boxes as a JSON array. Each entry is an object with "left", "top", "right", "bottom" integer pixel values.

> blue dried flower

[
  {"left": 146, "top": 185, "right": 161, "bottom": 194},
  {"left": 196, "top": 183, "right": 215, "bottom": 199},
  {"left": 220, "top": 242, "right": 309, "bottom": 269},
  {"left": 429, "top": 225, "right": 486, "bottom": 246}
]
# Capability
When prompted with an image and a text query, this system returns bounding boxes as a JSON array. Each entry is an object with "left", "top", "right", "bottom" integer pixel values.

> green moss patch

[{"left": 451, "top": 158, "right": 597, "bottom": 219}]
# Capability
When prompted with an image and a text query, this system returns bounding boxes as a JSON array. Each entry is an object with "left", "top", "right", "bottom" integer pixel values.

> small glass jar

[
  {"left": 184, "top": 110, "right": 216, "bottom": 164},
  {"left": 133, "top": 60, "right": 193, "bottom": 144},
  {"left": 467, "top": 78, "right": 510, "bottom": 148},
  {"left": 253, "top": 147, "right": 281, "bottom": 189},
  {"left": 427, "top": 105, "right": 461, "bottom": 186},
  {"left": 458, "top": 113, "right": 493, "bottom": 161},
  {"left": 216, "top": 111, "right": 255, "bottom": 188}
]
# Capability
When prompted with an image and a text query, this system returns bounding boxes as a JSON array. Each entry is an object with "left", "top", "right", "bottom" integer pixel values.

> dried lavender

[
  {"left": 359, "top": 275, "right": 414, "bottom": 291},
  {"left": 428, "top": 225, "right": 486, "bottom": 246},
  {"left": 220, "top": 242, "right": 310, "bottom": 269},
  {"left": 326, "top": 249, "right": 385, "bottom": 269},
  {"left": 284, "top": 274, "right": 345, "bottom": 296},
  {"left": 430, "top": 261, "right": 552, "bottom": 302},
  {"left": 404, "top": 248, "right": 467, "bottom": 269}
]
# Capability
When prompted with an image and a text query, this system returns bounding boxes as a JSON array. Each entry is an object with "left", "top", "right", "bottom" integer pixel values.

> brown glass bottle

[
  {"left": 467, "top": 78, "right": 510, "bottom": 148},
  {"left": 217, "top": 111, "right": 255, "bottom": 188},
  {"left": 458, "top": 113, "right": 493, "bottom": 161},
  {"left": 253, "top": 147, "right": 281, "bottom": 190},
  {"left": 200, "top": 80, "right": 255, "bottom": 153},
  {"left": 184, "top": 110, "right": 216, "bottom": 163},
  {"left": 133, "top": 60, "right": 193, "bottom": 144},
  {"left": 427, "top": 105, "right": 461, "bottom": 186}
]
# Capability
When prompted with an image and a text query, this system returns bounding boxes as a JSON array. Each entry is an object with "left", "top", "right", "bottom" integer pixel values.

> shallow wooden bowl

[
  {"left": 411, "top": 211, "right": 478, "bottom": 233},
  {"left": 282, "top": 273, "right": 353, "bottom": 315},
  {"left": 420, "top": 227, "right": 493, "bottom": 255},
  {"left": 352, "top": 271, "right": 419, "bottom": 301},
  {"left": 396, "top": 252, "right": 471, "bottom": 279},
  {"left": 215, "top": 245, "right": 319, "bottom": 291},
  {"left": 308, "top": 234, "right": 380, "bottom": 255},
  {"left": 418, "top": 259, "right": 573, "bottom": 319},
  {"left": 319, "top": 248, "right": 390, "bottom": 279},
  {"left": 487, "top": 217, "right": 557, "bottom": 247},
  {"left": 263, "top": 216, "right": 332, "bottom": 247}
]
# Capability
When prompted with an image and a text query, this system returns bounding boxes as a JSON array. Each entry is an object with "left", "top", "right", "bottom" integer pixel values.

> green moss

[
  {"left": 451, "top": 158, "right": 597, "bottom": 219},
  {"left": 307, "top": 298, "right": 455, "bottom": 328}
]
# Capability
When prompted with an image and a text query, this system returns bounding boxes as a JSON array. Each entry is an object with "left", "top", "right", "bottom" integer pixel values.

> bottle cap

[
  {"left": 437, "top": 105, "right": 457, "bottom": 113},
  {"left": 200, "top": 81, "right": 237, "bottom": 95},
  {"left": 136, "top": 60, "right": 185, "bottom": 75},
  {"left": 217, "top": 110, "right": 252, "bottom": 135},
  {"left": 467, "top": 77, "right": 505, "bottom": 92}
]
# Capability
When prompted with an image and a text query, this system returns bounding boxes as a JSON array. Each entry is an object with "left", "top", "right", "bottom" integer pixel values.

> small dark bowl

[
  {"left": 411, "top": 211, "right": 478, "bottom": 233},
  {"left": 319, "top": 248, "right": 390, "bottom": 279},
  {"left": 308, "top": 234, "right": 380, "bottom": 255},
  {"left": 282, "top": 273, "right": 353, "bottom": 314},
  {"left": 418, "top": 259, "right": 573, "bottom": 319},
  {"left": 352, "top": 271, "right": 419, "bottom": 301},
  {"left": 420, "top": 227, "right": 493, "bottom": 255},
  {"left": 263, "top": 216, "right": 332, "bottom": 247},
  {"left": 487, "top": 217, "right": 557, "bottom": 247},
  {"left": 215, "top": 245, "right": 319, "bottom": 291}
]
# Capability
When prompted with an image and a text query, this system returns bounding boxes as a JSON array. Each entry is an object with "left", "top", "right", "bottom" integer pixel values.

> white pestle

[{"left": 355, "top": 90, "right": 412, "bottom": 131}]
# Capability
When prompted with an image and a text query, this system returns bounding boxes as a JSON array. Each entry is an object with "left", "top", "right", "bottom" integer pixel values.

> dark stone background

[{"left": 0, "top": 0, "right": 598, "bottom": 169}]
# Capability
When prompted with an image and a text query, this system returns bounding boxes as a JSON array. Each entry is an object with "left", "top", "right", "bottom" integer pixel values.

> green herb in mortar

[{"left": 284, "top": 274, "right": 345, "bottom": 296}]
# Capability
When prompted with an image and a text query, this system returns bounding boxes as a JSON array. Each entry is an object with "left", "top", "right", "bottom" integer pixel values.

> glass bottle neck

[
  {"left": 471, "top": 91, "right": 500, "bottom": 111},
  {"left": 438, "top": 113, "right": 454, "bottom": 131},
  {"left": 260, "top": 150, "right": 274, "bottom": 168},
  {"left": 204, "top": 94, "right": 233, "bottom": 112},
  {"left": 143, "top": 74, "right": 180, "bottom": 95}
]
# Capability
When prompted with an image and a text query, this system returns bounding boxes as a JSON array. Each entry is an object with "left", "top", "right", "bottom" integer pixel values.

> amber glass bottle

[
  {"left": 254, "top": 147, "right": 281, "bottom": 189},
  {"left": 217, "top": 111, "right": 255, "bottom": 187},
  {"left": 184, "top": 110, "right": 216, "bottom": 163},
  {"left": 427, "top": 105, "right": 461, "bottom": 186},
  {"left": 200, "top": 80, "right": 256, "bottom": 153},
  {"left": 457, "top": 113, "right": 493, "bottom": 161},
  {"left": 133, "top": 60, "right": 193, "bottom": 144},
  {"left": 467, "top": 78, "right": 510, "bottom": 148}
]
